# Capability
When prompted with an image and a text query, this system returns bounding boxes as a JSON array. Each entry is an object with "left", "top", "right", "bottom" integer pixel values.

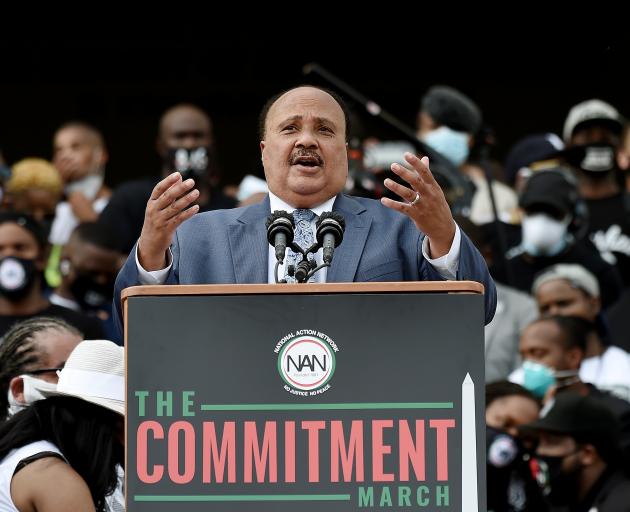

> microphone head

[
  {"left": 315, "top": 211, "right": 345, "bottom": 246},
  {"left": 266, "top": 210, "right": 295, "bottom": 247}
]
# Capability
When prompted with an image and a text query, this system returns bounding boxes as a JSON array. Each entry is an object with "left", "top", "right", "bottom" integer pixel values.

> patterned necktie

[{"left": 285, "top": 209, "right": 316, "bottom": 283}]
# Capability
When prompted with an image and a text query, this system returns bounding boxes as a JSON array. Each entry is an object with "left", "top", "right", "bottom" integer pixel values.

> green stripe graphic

[
  {"left": 200, "top": 402, "right": 453, "bottom": 411},
  {"left": 135, "top": 494, "right": 351, "bottom": 502}
]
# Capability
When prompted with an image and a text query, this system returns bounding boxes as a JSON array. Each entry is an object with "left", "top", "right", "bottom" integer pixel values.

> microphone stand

[{"left": 281, "top": 241, "right": 330, "bottom": 283}]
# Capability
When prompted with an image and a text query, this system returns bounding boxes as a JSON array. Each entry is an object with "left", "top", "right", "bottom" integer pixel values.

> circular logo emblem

[
  {"left": 0, "top": 258, "right": 26, "bottom": 290},
  {"left": 488, "top": 434, "right": 517, "bottom": 468},
  {"left": 278, "top": 335, "right": 336, "bottom": 391}
]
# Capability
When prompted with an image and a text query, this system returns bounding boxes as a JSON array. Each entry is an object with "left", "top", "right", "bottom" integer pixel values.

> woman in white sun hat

[{"left": 0, "top": 339, "right": 124, "bottom": 512}]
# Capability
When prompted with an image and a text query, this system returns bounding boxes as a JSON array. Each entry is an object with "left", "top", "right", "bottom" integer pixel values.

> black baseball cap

[
  {"left": 519, "top": 392, "right": 620, "bottom": 462},
  {"left": 519, "top": 168, "right": 577, "bottom": 216}
]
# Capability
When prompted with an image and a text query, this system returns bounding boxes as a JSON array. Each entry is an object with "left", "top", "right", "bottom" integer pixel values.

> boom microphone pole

[{"left": 302, "top": 62, "right": 473, "bottom": 215}]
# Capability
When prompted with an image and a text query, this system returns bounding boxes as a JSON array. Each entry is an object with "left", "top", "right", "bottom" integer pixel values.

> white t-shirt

[
  {"left": 0, "top": 440, "right": 63, "bottom": 512},
  {"left": 49, "top": 197, "right": 109, "bottom": 246},
  {"left": 580, "top": 346, "right": 630, "bottom": 402}
]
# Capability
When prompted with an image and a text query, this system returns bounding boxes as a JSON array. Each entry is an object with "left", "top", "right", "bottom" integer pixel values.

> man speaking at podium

[{"left": 113, "top": 85, "right": 496, "bottom": 333}]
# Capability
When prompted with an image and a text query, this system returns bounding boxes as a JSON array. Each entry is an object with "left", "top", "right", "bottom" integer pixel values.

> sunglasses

[{"left": 27, "top": 367, "right": 64, "bottom": 376}]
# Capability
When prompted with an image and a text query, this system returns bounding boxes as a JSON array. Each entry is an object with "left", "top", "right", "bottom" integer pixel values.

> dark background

[{"left": 1, "top": 37, "right": 628, "bottom": 189}]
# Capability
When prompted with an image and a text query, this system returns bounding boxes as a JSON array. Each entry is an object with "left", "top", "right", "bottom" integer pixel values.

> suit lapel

[
  {"left": 228, "top": 197, "right": 270, "bottom": 284},
  {"left": 327, "top": 195, "right": 370, "bottom": 282}
]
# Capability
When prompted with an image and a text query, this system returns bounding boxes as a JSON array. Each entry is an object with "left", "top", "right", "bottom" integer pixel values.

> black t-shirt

[
  {"left": 498, "top": 240, "right": 624, "bottom": 310},
  {"left": 607, "top": 287, "right": 630, "bottom": 352},
  {"left": 575, "top": 468, "right": 630, "bottom": 512},
  {"left": 98, "top": 177, "right": 237, "bottom": 254},
  {"left": 585, "top": 193, "right": 630, "bottom": 287},
  {"left": 0, "top": 304, "right": 105, "bottom": 340},
  {"left": 586, "top": 384, "right": 630, "bottom": 469}
]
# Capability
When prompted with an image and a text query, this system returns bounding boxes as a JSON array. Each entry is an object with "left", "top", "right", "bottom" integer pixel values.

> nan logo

[{"left": 275, "top": 330, "right": 339, "bottom": 395}]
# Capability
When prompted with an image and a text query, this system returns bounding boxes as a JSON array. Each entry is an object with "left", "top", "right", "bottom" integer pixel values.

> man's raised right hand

[{"left": 137, "top": 172, "right": 200, "bottom": 271}]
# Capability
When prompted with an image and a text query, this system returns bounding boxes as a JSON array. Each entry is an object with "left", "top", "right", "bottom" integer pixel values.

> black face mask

[
  {"left": 486, "top": 427, "right": 519, "bottom": 508},
  {"left": 165, "top": 146, "right": 214, "bottom": 183},
  {"left": 536, "top": 452, "right": 582, "bottom": 506},
  {"left": 564, "top": 143, "right": 617, "bottom": 176},
  {"left": 69, "top": 273, "right": 115, "bottom": 312},
  {"left": 487, "top": 426, "right": 524, "bottom": 469},
  {"left": 0, "top": 256, "right": 37, "bottom": 301}
]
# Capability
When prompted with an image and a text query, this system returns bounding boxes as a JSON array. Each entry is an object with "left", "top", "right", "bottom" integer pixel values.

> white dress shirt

[{"left": 136, "top": 192, "right": 461, "bottom": 284}]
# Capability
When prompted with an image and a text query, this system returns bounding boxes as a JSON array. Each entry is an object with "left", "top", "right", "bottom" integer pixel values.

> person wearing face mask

[
  {"left": 485, "top": 381, "right": 547, "bottom": 512},
  {"left": 519, "top": 392, "right": 630, "bottom": 511},
  {"left": 49, "top": 222, "right": 124, "bottom": 344},
  {"left": 563, "top": 99, "right": 630, "bottom": 288},
  {"left": 49, "top": 122, "right": 111, "bottom": 247},
  {"left": 502, "top": 169, "right": 623, "bottom": 309},
  {"left": 617, "top": 123, "right": 630, "bottom": 192},
  {"left": 533, "top": 264, "right": 630, "bottom": 401},
  {"left": 0, "top": 316, "right": 82, "bottom": 423},
  {"left": 98, "top": 103, "right": 237, "bottom": 254},
  {"left": 417, "top": 85, "right": 518, "bottom": 226},
  {"left": 0, "top": 339, "right": 125, "bottom": 511},
  {"left": 0, "top": 212, "right": 105, "bottom": 340},
  {"left": 509, "top": 316, "right": 630, "bottom": 465}
]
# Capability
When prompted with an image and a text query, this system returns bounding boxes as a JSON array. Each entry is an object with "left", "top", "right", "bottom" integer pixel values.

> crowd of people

[{"left": 0, "top": 82, "right": 629, "bottom": 510}]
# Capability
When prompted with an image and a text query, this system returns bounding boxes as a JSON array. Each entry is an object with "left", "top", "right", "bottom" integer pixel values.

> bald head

[
  {"left": 259, "top": 86, "right": 349, "bottom": 208},
  {"left": 54, "top": 122, "right": 105, "bottom": 150},
  {"left": 259, "top": 85, "right": 350, "bottom": 141},
  {"left": 159, "top": 103, "right": 212, "bottom": 143}
]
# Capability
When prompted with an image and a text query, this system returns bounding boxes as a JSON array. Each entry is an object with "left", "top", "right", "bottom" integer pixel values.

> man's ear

[
  {"left": 578, "top": 443, "right": 598, "bottom": 466},
  {"left": 35, "top": 247, "right": 49, "bottom": 273},
  {"left": 9, "top": 376, "right": 25, "bottom": 404},
  {"left": 260, "top": 141, "right": 266, "bottom": 163},
  {"left": 156, "top": 136, "right": 167, "bottom": 160},
  {"left": 590, "top": 296, "right": 601, "bottom": 316},
  {"left": 567, "top": 347, "right": 584, "bottom": 370},
  {"left": 94, "top": 147, "right": 109, "bottom": 167}
]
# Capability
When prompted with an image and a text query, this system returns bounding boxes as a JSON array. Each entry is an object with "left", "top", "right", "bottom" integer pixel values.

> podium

[{"left": 122, "top": 282, "right": 486, "bottom": 511}]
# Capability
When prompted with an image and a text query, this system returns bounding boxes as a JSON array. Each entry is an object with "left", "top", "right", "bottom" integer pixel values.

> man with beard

[
  {"left": 0, "top": 212, "right": 104, "bottom": 339},
  {"left": 520, "top": 392, "right": 630, "bottom": 511},
  {"left": 99, "top": 103, "right": 236, "bottom": 254},
  {"left": 509, "top": 316, "right": 630, "bottom": 464},
  {"left": 563, "top": 99, "right": 630, "bottom": 287},
  {"left": 113, "top": 85, "right": 497, "bottom": 333}
]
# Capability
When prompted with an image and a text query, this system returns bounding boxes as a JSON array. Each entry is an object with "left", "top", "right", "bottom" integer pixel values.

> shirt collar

[{"left": 268, "top": 191, "right": 336, "bottom": 218}]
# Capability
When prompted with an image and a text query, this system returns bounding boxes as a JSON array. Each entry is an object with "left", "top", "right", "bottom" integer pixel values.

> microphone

[
  {"left": 266, "top": 211, "right": 295, "bottom": 263},
  {"left": 316, "top": 212, "right": 345, "bottom": 265}
]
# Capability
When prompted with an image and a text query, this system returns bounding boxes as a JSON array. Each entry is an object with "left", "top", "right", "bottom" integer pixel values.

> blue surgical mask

[
  {"left": 421, "top": 126, "right": 470, "bottom": 166},
  {"left": 522, "top": 360, "right": 556, "bottom": 398}
]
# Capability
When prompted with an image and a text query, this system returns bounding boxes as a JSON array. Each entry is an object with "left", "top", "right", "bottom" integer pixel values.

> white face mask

[
  {"left": 521, "top": 213, "right": 570, "bottom": 256},
  {"left": 7, "top": 375, "right": 58, "bottom": 417},
  {"left": 65, "top": 173, "right": 104, "bottom": 201},
  {"left": 421, "top": 126, "right": 470, "bottom": 166}
]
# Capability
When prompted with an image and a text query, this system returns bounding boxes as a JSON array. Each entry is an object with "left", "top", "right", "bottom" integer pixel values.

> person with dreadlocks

[
  {"left": 0, "top": 339, "right": 124, "bottom": 511},
  {"left": 0, "top": 316, "right": 82, "bottom": 423}
]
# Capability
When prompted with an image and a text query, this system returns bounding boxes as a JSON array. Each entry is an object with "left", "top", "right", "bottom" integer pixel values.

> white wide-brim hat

[{"left": 42, "top": 339, "right": 125, "bottom": 416}]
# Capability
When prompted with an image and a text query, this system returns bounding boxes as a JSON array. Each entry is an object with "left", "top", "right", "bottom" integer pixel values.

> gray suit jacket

[{"left": 114, "top": 194, "right": 496, "bottom": 334}]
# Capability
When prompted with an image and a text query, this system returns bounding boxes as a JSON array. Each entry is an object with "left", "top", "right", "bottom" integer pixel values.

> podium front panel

[{"left": 126, "top": 289, "right": 485, "bottom": 511}]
